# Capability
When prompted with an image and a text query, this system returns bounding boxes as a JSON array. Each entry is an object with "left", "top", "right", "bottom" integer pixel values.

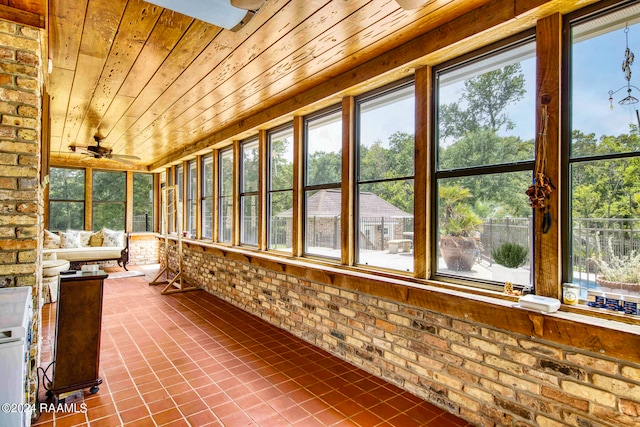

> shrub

[
  {"left": 492, "top": 242, "right": 528, "bottom": 268},
  {"left": 594, "top": 238, "right": 640, "bottom": 284}
]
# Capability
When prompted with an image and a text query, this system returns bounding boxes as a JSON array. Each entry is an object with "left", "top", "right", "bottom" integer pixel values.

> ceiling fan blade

[
  {"left": 110, "top": 154, "right": 140, "bottom": 161},
  {"left": 68, "top": 145, "right": 93, "bottom": 155},
  {"left": 109, "top": 154, "right": 140, "bottom": 165}
]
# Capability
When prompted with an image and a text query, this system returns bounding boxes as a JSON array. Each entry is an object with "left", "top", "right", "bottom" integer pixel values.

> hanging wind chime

[{"left": 608, "top": 24, "right": 640, "bottom": 128}]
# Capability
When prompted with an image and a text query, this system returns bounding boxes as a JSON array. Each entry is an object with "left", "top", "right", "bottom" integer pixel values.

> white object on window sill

[{"left": 514, "top": 294, "right": 561, "bottom": 313}]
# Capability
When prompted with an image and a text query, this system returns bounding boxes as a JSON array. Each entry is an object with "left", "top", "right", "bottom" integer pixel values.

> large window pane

[
  {"left": 268, "top": 127, "right": 294, "bottom": 251},
  {"left": 242, "top": 141, "right": 259, "bottom": 192},
  {"left": 219, "top": 149, "right": 233, "bottom": 243},
  {"left": 202, "top": 155, "right": 213, "bottom": 239},
  {"left": 242, "top": 195, "right": 258, "bottom": 245},
  {"left": 358, "top": 181, "right": 414, "bottom": 271},
  {"left": 359, "top": 85, "right": 415, "bottom": 182},
  {"left": 307, "top": 111, "right": 342, "bottom": 186},
  {"left": 49, "top": 167, "right": 85, "bottom": 231},
  {"left": 305, "top": 189, "right": 341, "bottom": 257},
  {"left": 186, "top": 161, "right": 196, "bottom": 237},
  {"left": 133, "top": 173, "right": 154, "bottom": 232},
  {"left": 437, "top": 43, "right": 536, "bottom": 170},
  {"left": 269, "top": 190, "right": 293, "bottom": 250},
  {"left": 93, "top": 203, "right": 125, "bottom": 231},
  {"left": 93, "top": 170, "right": 125, "bottom": 230},
  {"left": 241, "top": 140, "right": 259, "bottom": 246},
  {"left": 49, "top": 167, "right": 85, "bottom": 200},
  {"left": 437, "top": 173, "right": 532, "bottom": 285},
  {"left": 357, "top": 83, "right": 415, "bottom": 272},
  {"left": 305, "top": 109, "right": 342, "bottom": 258},
  {"left": 435, "top": 39, "right": 535, "bottom": 287},
  {"left": 49, "top": 202, "right": 84, "bottom": 231},
  {"left": 569, "top": 5, "right": 640, "bottom": 301}
]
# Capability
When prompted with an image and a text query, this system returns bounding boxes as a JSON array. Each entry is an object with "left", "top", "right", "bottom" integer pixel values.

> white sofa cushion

[
  {"left": 78, "top": 230, "right": 93, "bottom": 247},
  {"left": 102, "top": 228, "right": 125, "bottom": 247},
  {"left": 44, "top": 246, "right": 124, "bottom": 262},
  {"left": 44, "top": 229, "right": 60, "bottom": 249},
  {"left": 59, "top": 231, "right": 81, "bottom": 248}
]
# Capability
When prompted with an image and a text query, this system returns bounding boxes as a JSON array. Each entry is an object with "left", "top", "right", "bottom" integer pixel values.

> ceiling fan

[{"left": 68, "top": 136, "right": 141, "bottom": 165}]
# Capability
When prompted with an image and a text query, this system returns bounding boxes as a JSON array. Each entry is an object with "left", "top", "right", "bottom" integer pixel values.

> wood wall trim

[{"left": 534, "top": 13, "right": 562, "bottom": 299}]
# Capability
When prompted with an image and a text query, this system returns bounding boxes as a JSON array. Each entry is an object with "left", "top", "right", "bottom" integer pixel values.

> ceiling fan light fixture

[
  {"left": 230, "top": 0, "right": 265, "bottom": 10},
  {"left": 144, "top": 0, "right": 255, "bottom": 31},
  {"left": 395, "top": 0, "right": 433, "bottom": 10}
]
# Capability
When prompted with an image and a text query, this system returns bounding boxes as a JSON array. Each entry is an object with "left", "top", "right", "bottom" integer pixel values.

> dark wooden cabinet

[{"left": 52, "top": 271, "right": 108, "bottom": 397}]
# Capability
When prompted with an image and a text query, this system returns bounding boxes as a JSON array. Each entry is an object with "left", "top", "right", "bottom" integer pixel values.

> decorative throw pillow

[
  {"left": 59, "top": 231, "right": 81, "bottom": 248},
  {"left": 102, "top": 228, "right": 125, "bottom": 247},
  {"left": 78, "top": 231, "right": 92, "bottom": 247},
  {"left": 43, "top": 229, "right": 60, "bottom": 249},
  {"left": 89, "top": 230, "right": 103, "bottom": 247}
]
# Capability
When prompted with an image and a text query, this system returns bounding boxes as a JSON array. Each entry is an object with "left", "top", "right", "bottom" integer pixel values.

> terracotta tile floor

[{"left": 33, "top": 266, "right": 473, "bottom": 427}]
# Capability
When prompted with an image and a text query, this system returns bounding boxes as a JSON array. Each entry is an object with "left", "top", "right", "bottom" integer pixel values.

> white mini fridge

[{"left": 0, "top": 286, "right": 33, "bottom": 427}]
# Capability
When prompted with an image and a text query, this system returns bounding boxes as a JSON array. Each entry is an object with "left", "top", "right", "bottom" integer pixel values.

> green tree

[
  {"left": 307, "top": 150, "right": 341, "bottom": 185},
  {"left": 439, "top": 64, "right": 526, "bottom": 140}
]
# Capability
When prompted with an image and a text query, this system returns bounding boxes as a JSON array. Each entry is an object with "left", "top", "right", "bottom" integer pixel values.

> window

[
  {"left": 186, "top": 160, "right": 197, "bottom": 237},
  {"left": 268, "top": 126, "right": 294, "bottom": 251},
  {"left": 241, "top": 140, "right": 259, "bottom": 246},
  {"left": 176, "top": 164, "right": 183, "bottom": 233},
  {"left": 93, "top": 170, "right": 126, "bottom": 230},
  {"left": 49, "top": 167, "right": 85, "bottom": 231},
  {"left": 202, "top": 155, "right": 213, "bottom": 239},
  {"left": 219, "top": 149, "right": 233, "bottom": 243},
  {"left": 435, "top": 38, "right": 536, "bottom": 287},
  {"left": 356, "top": 82, "right": 415, "bottom": 272},
  {"left": 304, "top": 109, "right": 342, "bottom": 258},
  {"left": 160, "top": 171, "right": 166, "bottom": 234},
  {"left": 568, "top": 4, "right": 640, "bottom": 299},
  {"left": 133, "top": 173, "right": 154, "bottom": 232}
]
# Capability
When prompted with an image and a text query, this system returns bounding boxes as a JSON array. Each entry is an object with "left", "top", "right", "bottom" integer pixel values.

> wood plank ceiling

[{"left": 47, "top": 0, "right": 492, "bottom": 171}]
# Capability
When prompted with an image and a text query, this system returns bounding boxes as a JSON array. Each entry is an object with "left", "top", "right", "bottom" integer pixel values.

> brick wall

[
  {"left": 129, "top": 234, "right": 159, "bottom": 265},
  {"left": 171, "top": 243, "right": 640, "bottom": 427},
  {"left": 0, "top": 20, "right": 43, "bottom": 409}
]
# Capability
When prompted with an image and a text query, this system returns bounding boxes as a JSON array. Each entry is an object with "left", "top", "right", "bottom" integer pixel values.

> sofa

[{"left": 43, "top": 228, "right": 129, "bottom": 270}]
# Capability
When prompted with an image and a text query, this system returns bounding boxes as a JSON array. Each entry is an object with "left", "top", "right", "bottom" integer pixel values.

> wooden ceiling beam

[
  {"left": 50, "top": 155, "right": 149, "bottom": 172},
  {"left": 0, "top": 3, "right": 45, "bottom": 28}
]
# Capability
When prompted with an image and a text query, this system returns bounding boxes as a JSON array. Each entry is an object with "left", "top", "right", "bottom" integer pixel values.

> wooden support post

[
  {"left": 535, "top": 13, "right": 562, "bottom": 299},
  {"left": 342, "top": 96, "right": 355, "bottom": 266},
  {"left": 292, "top": 116, "right": 304, "bottom": 257},
  {"left": 414, "top": 66, "right": 431, "bottom": 279}
]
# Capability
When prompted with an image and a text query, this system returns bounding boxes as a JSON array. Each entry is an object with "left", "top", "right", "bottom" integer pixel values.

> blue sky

[{"left": 573, "top": 23, "right": 640, "bottom": 137}]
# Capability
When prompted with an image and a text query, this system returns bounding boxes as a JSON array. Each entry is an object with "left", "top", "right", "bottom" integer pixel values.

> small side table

[{"left": 50, "top": 270, "right": 108, "bottom": 400}]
